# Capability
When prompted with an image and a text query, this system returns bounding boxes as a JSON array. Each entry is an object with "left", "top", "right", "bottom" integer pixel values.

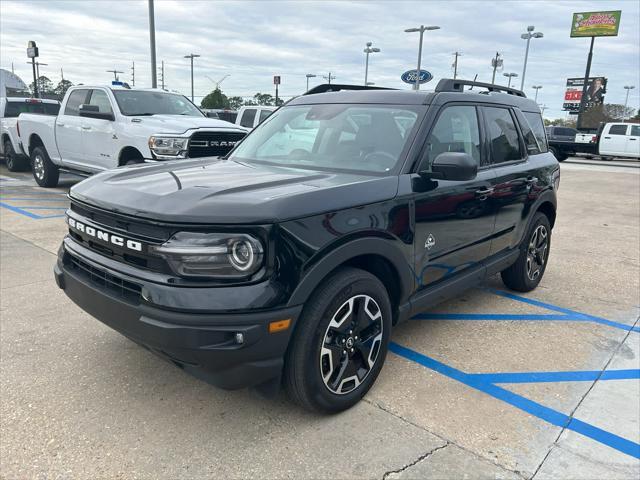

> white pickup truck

[
  {"left": 17, "top": 85, "right": 247, "bottom": 187},
  {"left": 1, "top": 96, "right": 60, "bottom": 171}
]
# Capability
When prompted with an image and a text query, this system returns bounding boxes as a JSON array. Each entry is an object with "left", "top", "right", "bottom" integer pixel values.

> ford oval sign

[{"left": 401, "top": 69, "right": 433, "bottom": 84}]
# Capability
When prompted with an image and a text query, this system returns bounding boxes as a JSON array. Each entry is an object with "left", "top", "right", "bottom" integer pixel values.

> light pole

[
  {"left": 405, "top": 25, "right": 440, "bottom": 90},
  {"left": 623, "top": 85, "right": 635, "bottom": 121},
  {"left": 520, "top": 26, "right": 543, "bottom": 91},
  {"left": 305, "top": 73, "right": 316, "bottom": 91},
  {"left": 106, "top": 69, "right": 124, "bottom": 81},
  {"left": 503, "top": 72, "right": 518, "bottom": 88},
  {"left": 148, "top": 0, "right": 157, "bottom": 88},
  {"left": 184, "top": 53, "right": 200, "bottom": 102},
  {"left": 532, "top": 85, "right": 542, "bottom": 102},
  {"left": 363, "top": 42, "right": 380, "bottom": 86}
]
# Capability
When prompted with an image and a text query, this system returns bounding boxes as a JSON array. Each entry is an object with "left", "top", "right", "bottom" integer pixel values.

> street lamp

[
  {"left": 503, "top": 72, "right": 518, "bottom": 88},
  {"left": 363, "top": 42, "right": 380, "bottom": 86},
  {"left": 623, "top": 85, "right": 635, "bottom": 122},
  {"left": 520, "top": 25, "right": 543, "bottom": 91},
  {"left": 184, "top": 53, "right": 200, "bottom": 102},
  {"left": 405, "top": 25, "right": 440, "bottom": 90},
  {"left": 305, "top": 73, "right": 316, "bottom": 92},
  {"left": 532, "top": 85, "right": 542, "bottom": 102}
]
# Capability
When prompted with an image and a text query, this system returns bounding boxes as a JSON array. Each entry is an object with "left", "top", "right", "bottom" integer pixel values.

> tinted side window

[
  {"left": 240, "top": 109, "right": 257, "bottom": 128},
  {"left": 558, "top": 128, "right": 576, "bottom": 137},
  {"left": 631, "top": 125, "right": 640, "bottom": 137},
  {"left": 420, "top": 105, "right": 481, "bottom": 171},
  {"left": 88, "top": 90, "right": 113, "bottom": 114},
  {"left": 259, "top": 109, "right": 272, "bottom": 123},
  {"left": 609, "top": 124, "right": 628, "bottom": 135},
  {"left": 3, "top": 102, "right": 60, "bottom": 117},
  {"left": 64, "top": 89, "right": 89, "bottom": 116},
  {"left": 484, "top": 107, "right": 522, "bottom": 164},
  {"left": 523, "top": 112, "right": 548, "bottom": 153}
]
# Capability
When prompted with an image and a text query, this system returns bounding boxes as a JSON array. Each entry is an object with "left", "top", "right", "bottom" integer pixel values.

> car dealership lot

[{"left": 1, "top": 161, "right": 638, "bottom": 479}]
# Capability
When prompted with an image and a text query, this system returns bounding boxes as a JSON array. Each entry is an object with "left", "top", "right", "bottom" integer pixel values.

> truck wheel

[
  {"left": 3, "top": 140, "right": 27, "bottom": 172},
  {"left": 550, "top": 147, "right": 567, "bottom": 162},
  {"left": 31, "top": 146, "right": 59, "bottom": 188},
  {"left": 501, "top": 212, "right": 551, "bottom": 292},
  {"left": 284, "top": 267, "right": 392, "bottom": 413}
]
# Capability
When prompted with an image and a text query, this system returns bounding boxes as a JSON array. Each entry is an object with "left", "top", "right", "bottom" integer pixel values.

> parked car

[
  {"left": 598, "top": 122, "right": 640, "bottom": 159},
  {"left": 17, "top": 85, "right": 247, "bottom": 187},
  {"left": 236, "top": 105, "right": 276, "bottom": 130},
  {"left": 0, "top": 96, "right": 60, "bottom": 171},
  {"left": 202, "top": 108, "right": 238, "bottom": 123},
  {"left": 54, "top": 80, "right": 559, "bottom": 413}
]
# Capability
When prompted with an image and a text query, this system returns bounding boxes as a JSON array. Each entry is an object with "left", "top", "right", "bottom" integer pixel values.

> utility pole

[
  {"left": 11, "top": 62, "right": 14, "bottom": 74},
  {"left": 60, "top": 67, "right": 64, "bottom": 82},
  {"left": 130, "top": 61, "right": 135, "bottom": 86},
  {"left": 452, "top": 51, "right": 462, "bottom": 79},
  {"left": 106, "top": 69, "right": 124, "bottom": 81},
  {"left": 491, "top": 52, "right": 502, "bottom": 84},
  {"left": 323, "top": 72, "right": 336, "bottom": 84},
  {"left": 184, "top": 53, "right": 200, "bottom": 101},
  {"left": 148, "top": 0, "right": 157, "bottom": 88},
  {"left": 27, "top": 61, "right": 48, "bottom": 94}
]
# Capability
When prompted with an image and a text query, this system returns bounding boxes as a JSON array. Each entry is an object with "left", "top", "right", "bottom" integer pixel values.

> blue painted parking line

[
  {"left": 413, "top": 289, "right": 640, "bottom": 333},
  {"left": 389, "top": 342, "right": 640, "bottom": 459},
  {"left": 467, "top": 369, "right": 640, "bottom": 383},
  {"left": 0, "top": 202, "right": 66, "bottom": 219}
]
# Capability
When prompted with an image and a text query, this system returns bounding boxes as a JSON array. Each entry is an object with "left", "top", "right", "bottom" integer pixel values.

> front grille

[
  {"left": 188, "top": 131, "right": 246, "bottom": 158},
  {"left": 67, "top": 252, "right": 142, "bottom": 303}
]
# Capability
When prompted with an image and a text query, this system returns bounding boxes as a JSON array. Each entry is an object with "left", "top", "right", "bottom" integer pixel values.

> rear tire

[
  {"left": 501, "top": 212, "right": 551, "bottom": 292},
  {"left": 31, "top": 146, "right": 59, "bottom": 188},
  {"left": 3, "top": 140, "right": 27, "bottom": 171},
  {"left": 284, "top": 267, "right": 392, "bottom": 413}
]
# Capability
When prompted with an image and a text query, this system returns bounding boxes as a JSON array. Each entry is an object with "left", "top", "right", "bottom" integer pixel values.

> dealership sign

[
  {"left": 563, "top": 77, "right": 607, "bottom": 112},
  {"left": 401, "top": 69, "right": 432, "bottom": 85},
  {"left": 570, "top": 11, "right": 621, "bottom": 37}
]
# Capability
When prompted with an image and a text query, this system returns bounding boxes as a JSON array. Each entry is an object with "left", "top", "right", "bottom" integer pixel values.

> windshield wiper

[{"left": 128, "top": 113, "right": 156, "bottom": 116}]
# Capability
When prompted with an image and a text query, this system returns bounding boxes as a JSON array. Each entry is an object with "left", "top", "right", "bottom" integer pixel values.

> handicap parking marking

[
  {"left": 392, "top": 289, "right": 640, "bottom": 459},
  {"left": 0, "top": 201, "right": 67, "bottom": 219}
]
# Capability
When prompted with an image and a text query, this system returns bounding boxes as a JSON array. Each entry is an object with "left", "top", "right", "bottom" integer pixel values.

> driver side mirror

[
  {"left": 422, "top": 152, "right": 477, "bottom": 181},
  {"left": 79, "top": 104, "right": 115, "bottom": 121}
]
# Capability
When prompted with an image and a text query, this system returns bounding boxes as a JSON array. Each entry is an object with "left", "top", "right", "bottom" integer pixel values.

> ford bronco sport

[{"left": 55, "top": 79, "right": 559, "bottom": 413}]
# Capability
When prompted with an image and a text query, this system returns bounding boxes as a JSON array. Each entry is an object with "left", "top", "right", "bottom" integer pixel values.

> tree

[
  {"left": 54, "top": 79, "right": 73, "bottom": 99},
  {"left": 227, "top": 96, "right": 244, "bottom": 110},
  {"left": 29, "top": 76, "right": 54, "bottom": 96},
  {"left": 253, "top": 92, "right": 275, "bottom": 106},
  {"left": 543, "top": 117, "right": 577, "bottom": 128},
  {"left": 200, "top": 88, "right": 229, "bottom": 109},
  {"left": 581, "top": 103, "right": 636, "bottom": 129}
]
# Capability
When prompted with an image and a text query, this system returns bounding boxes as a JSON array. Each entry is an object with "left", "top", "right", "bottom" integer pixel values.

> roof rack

[
  {"left": 304, "top": 84, "right": 396, "bottom": 95},
  {"left": 435, "top": 78, "right": 526, "bottom": 97}
]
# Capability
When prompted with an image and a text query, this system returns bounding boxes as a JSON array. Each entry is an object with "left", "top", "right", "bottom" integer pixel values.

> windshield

[
  {"left": 113, "top": 90, "right": 203, "bottom": 117},
  {"left": 228, "top": 104, "right": 421, "bottom": 174}
]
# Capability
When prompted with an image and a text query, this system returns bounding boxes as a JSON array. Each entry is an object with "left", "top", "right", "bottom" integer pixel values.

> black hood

[{"left": 69, "top": 158, "right": 399, "bottom": 224}]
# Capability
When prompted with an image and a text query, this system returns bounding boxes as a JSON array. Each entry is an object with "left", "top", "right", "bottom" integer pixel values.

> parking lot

[{"left": 0, "top": 160, "right": 638, "bottom": 479}]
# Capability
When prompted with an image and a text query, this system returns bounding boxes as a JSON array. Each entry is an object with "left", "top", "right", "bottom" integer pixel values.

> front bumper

[{"left": 54, "top": 242, "right": 302, "bottom": 390}]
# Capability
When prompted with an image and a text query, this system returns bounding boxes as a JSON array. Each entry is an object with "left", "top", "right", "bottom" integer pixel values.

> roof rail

[
  {"left": 435, "top": 78, "right": 527, "bottom": 98},
  {"left": 304, "top": 84, "right": 396, "bottom": 95}
]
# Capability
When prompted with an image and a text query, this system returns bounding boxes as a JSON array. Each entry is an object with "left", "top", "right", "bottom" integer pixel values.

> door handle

[
  {"left": 629, "top": 138, "right": 637, "bottom": 141},
  {"left": 604, "top": 136, "right": 611, "bottom": 139},
  {"left": 81, "top": 126, "right": 91, "bottom": 130},
  {"left": 56, "top": 123, "right": 65, "bottom": 127}
]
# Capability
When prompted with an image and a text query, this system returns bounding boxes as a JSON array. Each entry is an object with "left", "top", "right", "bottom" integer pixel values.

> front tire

[
  {"left": 284, "top": 267, "right": 392, "bottom": 413},
  {"left": 3, "top": 140, "right": 27, "bottom": 171},
  {"left": 501, "top": 212, "right": 551, "bottom": 292},
  {"left": 31, "top": 146, "right": 59, "bottom": 188},
  {"left": 550, "top": 147, "right": 567, "bottom": 162}
]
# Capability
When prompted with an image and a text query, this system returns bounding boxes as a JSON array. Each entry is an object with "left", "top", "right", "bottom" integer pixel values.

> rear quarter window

[{"left": 523, "top": 112, "right": 548, "bottom": 153}]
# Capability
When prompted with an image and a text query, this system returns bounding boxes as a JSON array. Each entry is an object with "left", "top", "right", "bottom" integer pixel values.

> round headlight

[{"left": 229, "top": 239, "right": 255, "bottom": 271}]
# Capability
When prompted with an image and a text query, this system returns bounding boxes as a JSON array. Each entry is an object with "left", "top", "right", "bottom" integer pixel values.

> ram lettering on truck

[{"left": 17, "top": 85, "right": 247, "bottom": 187}]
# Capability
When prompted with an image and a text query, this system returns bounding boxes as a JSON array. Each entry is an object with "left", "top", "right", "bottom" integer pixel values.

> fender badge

[{"left": 425, "top": 234, "right": 436, "bottom": 250}]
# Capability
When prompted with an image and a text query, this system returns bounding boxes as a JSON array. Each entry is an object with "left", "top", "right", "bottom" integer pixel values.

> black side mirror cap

[
  {"left": 421, "top": 152, "right": 478, "bottom": 182},
  {"left": 79, "top": 104, "right": 115, "bottom": 121}
]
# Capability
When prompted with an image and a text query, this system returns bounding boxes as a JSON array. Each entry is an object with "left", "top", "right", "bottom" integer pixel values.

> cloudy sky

[{"left": 1, "top": 0, "right": 638, "bottom": 118}]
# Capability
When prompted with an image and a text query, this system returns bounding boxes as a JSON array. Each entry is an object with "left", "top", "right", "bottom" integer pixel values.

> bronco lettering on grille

[{"left": 68, "top": 217, "right": 143, "bottom": 252}]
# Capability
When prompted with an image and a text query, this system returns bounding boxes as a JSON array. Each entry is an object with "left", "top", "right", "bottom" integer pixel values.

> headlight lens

[
  {"left": 151, "top": 232, "right": 264, "bottom": 278},
  {"left": 148, "top": 136, "right": 188, "bottom": 158}
]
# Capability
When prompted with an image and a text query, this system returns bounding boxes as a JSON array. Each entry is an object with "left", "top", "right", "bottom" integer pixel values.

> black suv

[{"left": 55, "top": 79, "right": 559, "bottom": 413}]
